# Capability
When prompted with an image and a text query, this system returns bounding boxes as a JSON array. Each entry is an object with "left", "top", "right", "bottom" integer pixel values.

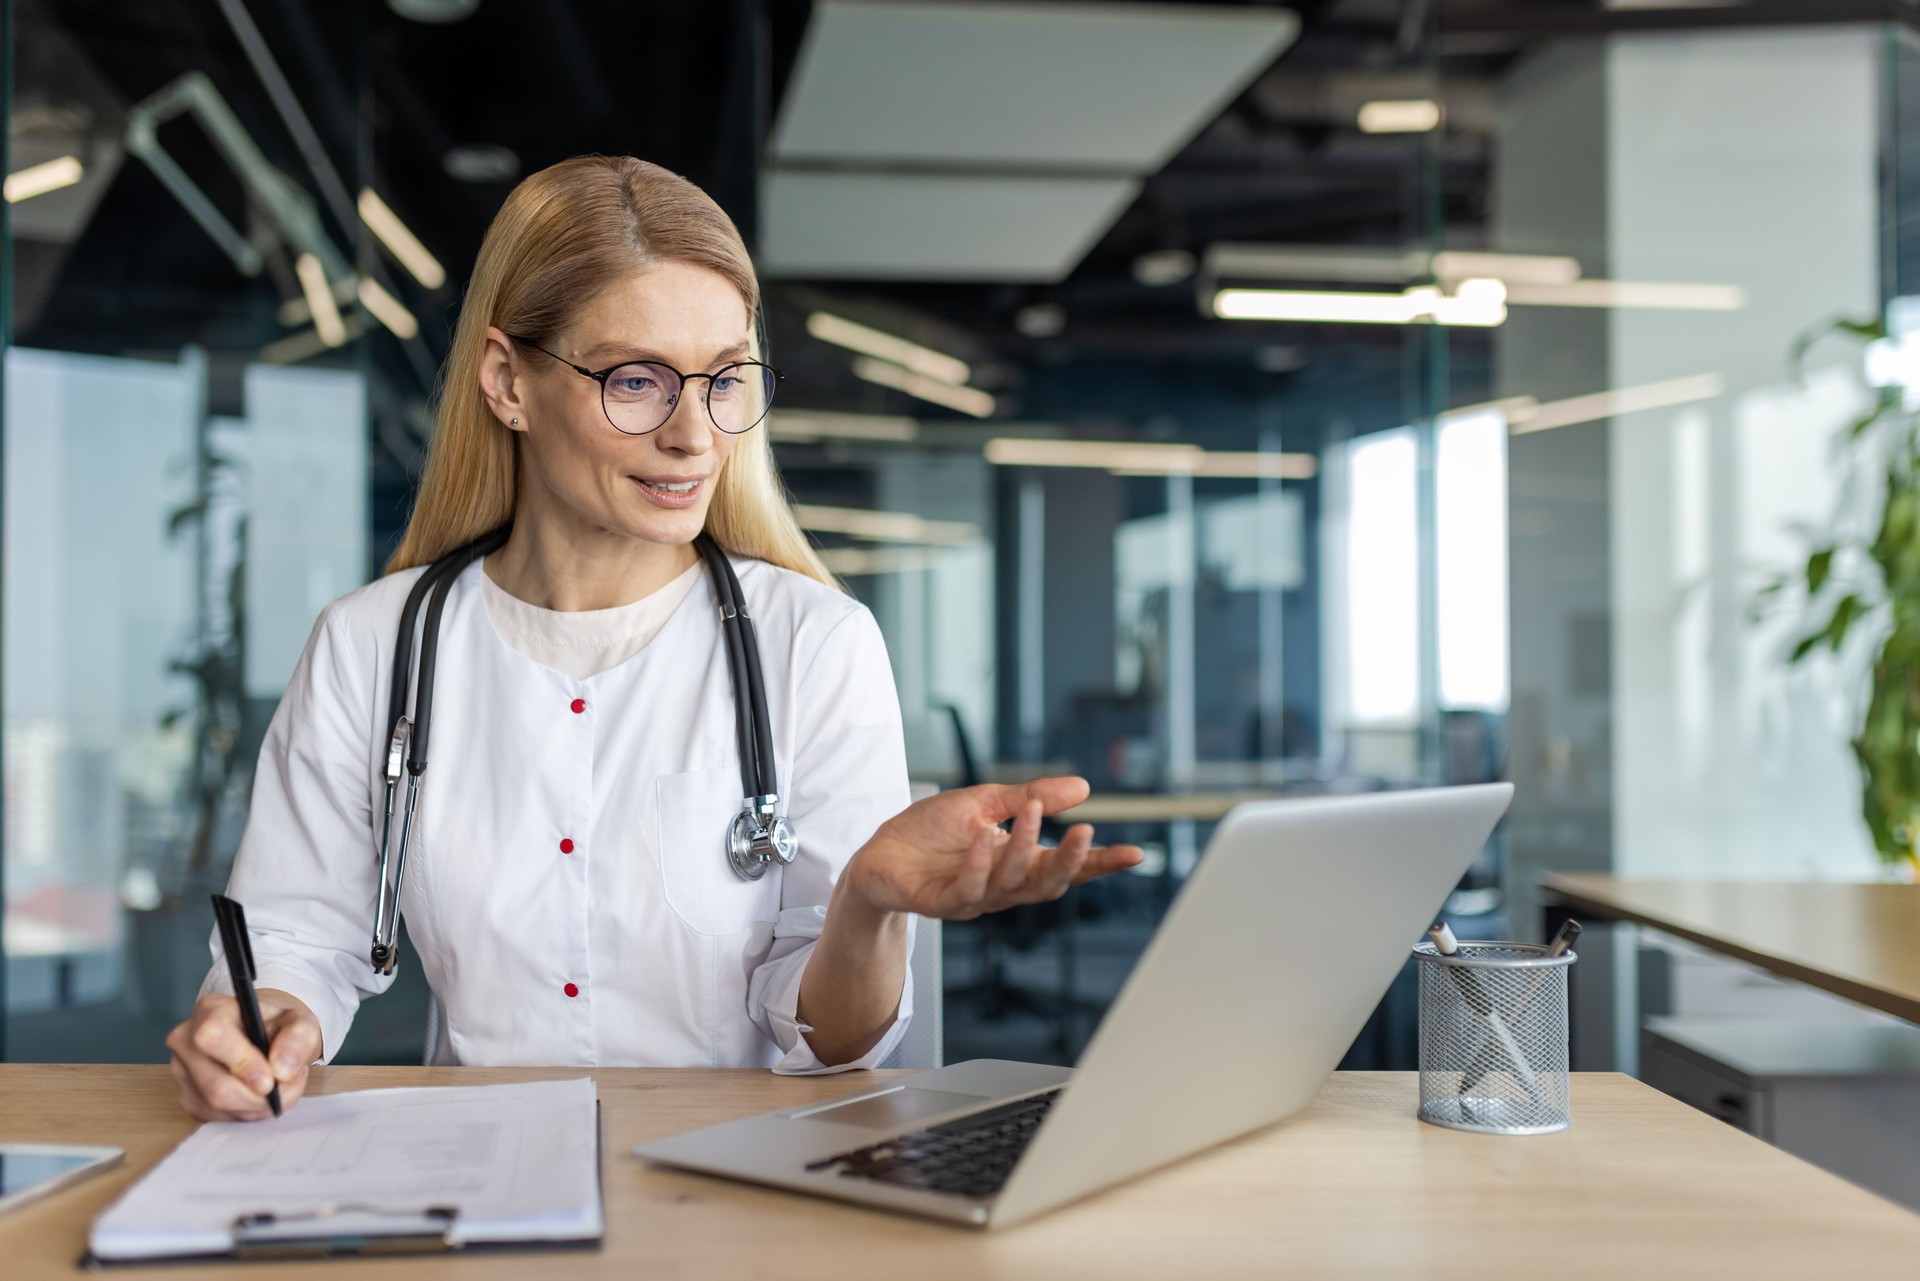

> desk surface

[
  {"left": 3, "top": 1065, "right": 1917, "bottom": 1279},
  {"left": 1539, "top": 874, "right": 1920, "bottom": 1023}
]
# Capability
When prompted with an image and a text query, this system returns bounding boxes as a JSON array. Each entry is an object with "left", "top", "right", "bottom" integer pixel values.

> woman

[{"left": 165, "top": 156, "right": 1140, "bottom": 1120}]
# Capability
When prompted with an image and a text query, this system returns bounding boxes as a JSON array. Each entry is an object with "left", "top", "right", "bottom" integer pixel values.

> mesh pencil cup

[{"left": 1413, "top": 941, "right": 1575, "bottom": 1134}]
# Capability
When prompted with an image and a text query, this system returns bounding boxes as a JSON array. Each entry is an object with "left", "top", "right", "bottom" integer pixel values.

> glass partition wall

[
  {"left": 0, "top": 0, "right": 1466, "bottom": 1068},
  {"left": 2, "top": 0, "right": 400, "bottom": 1060},
  {"left": 12, "top": 3, "right": 1901, "bottom": 1070}
]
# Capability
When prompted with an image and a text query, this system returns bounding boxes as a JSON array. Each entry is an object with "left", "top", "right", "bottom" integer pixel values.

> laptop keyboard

[{"left": 804, "top": 1089, "right": 1063, "bottom": 1200}]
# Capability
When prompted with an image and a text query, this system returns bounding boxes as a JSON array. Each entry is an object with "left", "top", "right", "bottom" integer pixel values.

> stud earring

[{"left": 510, "top": 417, "right": 520, "bottom": 426}]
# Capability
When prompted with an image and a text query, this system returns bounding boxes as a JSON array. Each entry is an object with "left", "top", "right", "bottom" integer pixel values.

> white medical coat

[{"left": 202, "top": 554, "right": 914, "bottom": 1072}]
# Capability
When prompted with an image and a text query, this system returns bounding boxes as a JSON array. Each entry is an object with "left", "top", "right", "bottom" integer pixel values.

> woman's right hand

[{"left": 165, "top": 989, "right": 323, "bottom": 1121}]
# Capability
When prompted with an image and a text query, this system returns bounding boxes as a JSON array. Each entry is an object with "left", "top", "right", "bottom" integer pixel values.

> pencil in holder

[{"left": 1413, "top": 940, "right": 1574, "bottom": 1134}]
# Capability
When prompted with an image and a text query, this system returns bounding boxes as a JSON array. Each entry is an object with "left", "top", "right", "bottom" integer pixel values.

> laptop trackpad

[{"left": 797, "top": 1087, "right": 986, "bottom": 1129}]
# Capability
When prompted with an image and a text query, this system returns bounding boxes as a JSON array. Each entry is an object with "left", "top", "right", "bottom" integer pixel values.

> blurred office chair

[{"left": 936, "top": 705, "right": 1102, "bottom": 1059}]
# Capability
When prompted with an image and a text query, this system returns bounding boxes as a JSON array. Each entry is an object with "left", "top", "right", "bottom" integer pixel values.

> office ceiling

[
  {"left": 760, "top": 1, "right": 1297, "bottom": 281},
  {"left": 12, "top": 0, "right": 1891, "bottom": 445}
]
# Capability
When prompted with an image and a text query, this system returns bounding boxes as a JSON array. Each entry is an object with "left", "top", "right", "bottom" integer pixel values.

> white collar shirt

[{"left": 202, "top": 554, "right": 914, "bottom": 1073}]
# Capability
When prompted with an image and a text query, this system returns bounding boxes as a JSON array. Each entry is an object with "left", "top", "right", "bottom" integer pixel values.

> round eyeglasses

[{"left": 506, "top": 334, "right": 782, "bottom": 436}]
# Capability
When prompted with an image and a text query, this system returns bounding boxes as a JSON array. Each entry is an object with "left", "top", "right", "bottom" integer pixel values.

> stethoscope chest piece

[{"left": 728, "top": 794, "right": 797, "bottom": 881}]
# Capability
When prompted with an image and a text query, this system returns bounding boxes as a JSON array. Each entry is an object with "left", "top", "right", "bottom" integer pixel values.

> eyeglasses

[{"left": 506, "top": 334, "right": 782, "bottom": 436}]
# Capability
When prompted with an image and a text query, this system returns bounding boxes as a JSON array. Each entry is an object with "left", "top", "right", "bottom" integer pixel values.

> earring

[{"left": 510, "top": 417, "right": 520, "bottom": 426}]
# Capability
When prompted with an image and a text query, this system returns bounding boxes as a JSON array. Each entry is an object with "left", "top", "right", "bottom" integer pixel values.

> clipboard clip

[{"left": 230, "top": 1204, "right": 459, "bottom": 1258}]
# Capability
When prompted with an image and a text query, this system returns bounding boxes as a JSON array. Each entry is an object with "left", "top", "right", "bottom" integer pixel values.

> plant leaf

[
  {"left": 1827, "top": 593, "right": 1864, "bottom": 652},
  {"left": 1790, "top": 314, "right": 1887, "bottom": 381},
  {"left": 165, "top": 499, "right": 208, "bottom": 539},
  {"left": 1806, "top": 547, "right": 1835, "bottom": 594}
]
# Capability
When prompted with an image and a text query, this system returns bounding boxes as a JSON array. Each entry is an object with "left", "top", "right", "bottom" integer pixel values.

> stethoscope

[{"left": 369, "top": 525, "right": 796, "bottom": 975}]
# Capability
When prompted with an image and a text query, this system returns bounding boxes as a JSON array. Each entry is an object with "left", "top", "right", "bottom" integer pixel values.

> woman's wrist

[{"left": 832, "top": 850, "right": 907, "bottom": 935}]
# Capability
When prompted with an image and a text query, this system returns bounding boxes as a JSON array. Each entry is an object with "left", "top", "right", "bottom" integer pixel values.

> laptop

[{"left": 636, "top": 782, "right": 1514, "bottom": 1229}]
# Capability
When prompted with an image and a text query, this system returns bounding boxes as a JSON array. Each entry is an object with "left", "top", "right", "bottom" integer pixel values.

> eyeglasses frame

[{"left": 504, "top": 332, "right": 783, "bottom": 436}]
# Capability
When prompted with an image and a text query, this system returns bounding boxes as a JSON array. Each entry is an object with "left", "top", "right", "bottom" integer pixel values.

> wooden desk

[
  {"left": 1539, "top": 874, "right": 1920, "bottom": 1024},
  {"left": 2, "top": 1065, "right": 1916, "bottom": 1278}
]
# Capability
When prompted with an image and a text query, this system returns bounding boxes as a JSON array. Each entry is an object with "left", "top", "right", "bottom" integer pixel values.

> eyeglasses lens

[{"left": 601, "top": 362, "right": 777, "bottom": 436}]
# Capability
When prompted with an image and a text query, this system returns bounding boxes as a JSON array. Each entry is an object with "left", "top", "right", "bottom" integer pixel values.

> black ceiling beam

[{"left": 1445, "top": 1, "right": 1917, "bottom": 37}]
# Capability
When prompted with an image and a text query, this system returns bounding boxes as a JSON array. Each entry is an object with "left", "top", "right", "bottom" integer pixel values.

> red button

[
  {"left": 559, "top": 838, "right": 575, "bottom": 854},
  {"left": 569, "top": 698, "right": 586, "bottom": 714},
  {"left": 563, "top": 982, "right": 579, "bottom": 998}
]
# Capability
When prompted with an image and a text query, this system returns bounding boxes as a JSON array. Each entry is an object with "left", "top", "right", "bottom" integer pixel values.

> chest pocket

[{"left": 656, "top": 766, "right": 783, "bottom": 935}]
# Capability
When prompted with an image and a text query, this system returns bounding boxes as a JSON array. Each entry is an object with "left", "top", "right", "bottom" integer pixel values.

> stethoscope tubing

[
  {"left": 371, "top": 526, "right": 784, "bottom": 974},
  {"left": 696, "top": 533, "right": 777, "bottom": 800}
]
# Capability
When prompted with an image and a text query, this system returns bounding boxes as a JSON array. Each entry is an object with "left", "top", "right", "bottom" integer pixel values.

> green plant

[
  {"left": 1765, "top": 316, "right": 1920, "bottom": 878},
  {"left": 153, "top": 430, "right": 250, "bottom": 902}
]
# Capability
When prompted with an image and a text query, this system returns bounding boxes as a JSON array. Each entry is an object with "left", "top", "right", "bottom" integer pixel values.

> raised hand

[{"left": 844, "top": 776, "right": 1144, "bottom": 921}]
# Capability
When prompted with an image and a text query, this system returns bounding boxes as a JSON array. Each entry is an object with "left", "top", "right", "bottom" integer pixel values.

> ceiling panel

[
  {"left": 760, "top": 170, "right": 1142, "bottom": 281},
  {"left": 771, "top": 1, "right": 1300, "bottom": 172}
]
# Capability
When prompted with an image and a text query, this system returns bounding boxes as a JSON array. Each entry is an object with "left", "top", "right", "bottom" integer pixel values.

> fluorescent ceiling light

[
  {"left": 1357, "top": 99, "right": 1443, "bottom": 134},
  {"left": 1207, "top": 243, "right": 1422, "bottom": 285},
  {"left": 795, "top": 504, "right": 978, "bottom": 545},
  {"left": 985, "top": 438, "right": 1202, "bottom": 471},
  {"left": 358, "top": 187, "right": 446, "bottom": 289},
  {"left": 1214, "top": 289, "right": 1417, "bottom": 324},
  {"left": 1509, "top": 374, "right": 1724, "bottom": 435},
  {"left": 770, "top": 411, "right": 918, "bottom": 443},
  {"left": 356, "top": 277, "right": 419, "bottom": 340},
  {"left": 1133, "top": 248, "right": 1197, "bottom": 286},
  {"left": 1207, "top": 244, "right": 1580, "bottom": 288},
  {"left": 807, "top": 311, "right": 970, "bottom": 385},
  {"left": 816, "top": 546, "right": 949, "bottom": 577},
  {"left": 1431, "top": 251, "right": 1579, "bottom": 286},
  {"left": 984, "top": 437, "right": 1316, "bottom": 480},
  {"left": 295, "top": 253, "right": 347, "bottom": 347},
  {"left": 1112, "top": 451, "right": 1318, "bottom": 481},
  {"left": 1445, "top": 395, "right": 1539, "bottom": 423},
  {"left": 1503, "top": 280, "right": 1745, "bottom": 311},
  {"left": 4, "top": 154, "right": 84, "bottom": 203},
  {"left": 1213, "top": 279, "right": 1506, "bottom": 327},
  {"left": 276, "top": 274, "right": 355, "bottom": 326},
  {"left": 852, "top": 356, "right": 996, "bottom": 417},
  {"left": 258, "top": 312, "right": 372, "bottom": 365}
]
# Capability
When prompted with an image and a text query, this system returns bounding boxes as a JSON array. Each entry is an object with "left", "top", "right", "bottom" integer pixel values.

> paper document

[{"left": 90, "top": 1078, "right": 600, "bottom": 1262}]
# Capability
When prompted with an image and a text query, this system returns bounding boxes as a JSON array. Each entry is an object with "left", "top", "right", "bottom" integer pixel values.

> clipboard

[{"left": 82, "top": 1098, "right": 605, "bottom": 1269}]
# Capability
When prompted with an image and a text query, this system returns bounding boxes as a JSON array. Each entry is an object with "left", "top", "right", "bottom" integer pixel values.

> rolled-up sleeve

[
  {"left": 745, "top": 604, "right": 914, "bottom": 1074},
  {"left": 198, "top": 604, "right": 391, "bottom": 1062}
]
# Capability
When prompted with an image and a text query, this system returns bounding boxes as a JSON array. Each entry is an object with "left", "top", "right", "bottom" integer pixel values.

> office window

[{"left": 1341, "top": 428, "right": 1419, "bottom": 725}]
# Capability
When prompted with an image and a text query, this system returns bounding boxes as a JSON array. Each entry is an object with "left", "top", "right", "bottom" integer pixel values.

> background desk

[
  {"left": 1539, "top": 874, "right": 1920, "bottom": 1023},
  {"left": 1053, "top": 792, "right": 1272, "bottom": 824},
  {"left": 4, "top": 1065, "right": 1918, "bottom": 1278}
]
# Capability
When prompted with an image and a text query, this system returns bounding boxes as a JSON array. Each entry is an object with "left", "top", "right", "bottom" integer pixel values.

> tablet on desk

[{"left": 0, "top": 1144, "right": 123, "bottom": 1217}]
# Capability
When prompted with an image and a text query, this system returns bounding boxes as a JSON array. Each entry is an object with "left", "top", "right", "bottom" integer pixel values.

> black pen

[{"left": 211, "top": 894, "right": 282, "bottom": 1118}]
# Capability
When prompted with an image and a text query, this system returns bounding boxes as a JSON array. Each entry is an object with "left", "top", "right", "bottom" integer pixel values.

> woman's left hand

[{"left": 843, "top": 776, "right": 1144, "bottom": 921}]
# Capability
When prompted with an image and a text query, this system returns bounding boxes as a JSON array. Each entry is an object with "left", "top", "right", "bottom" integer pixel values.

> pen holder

[{"left": 1413, "top": 940, "right": 1574, "bottom": 1135}]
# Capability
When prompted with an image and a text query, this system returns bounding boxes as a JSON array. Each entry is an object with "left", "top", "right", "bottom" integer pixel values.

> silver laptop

[{"left": 636, "top": 783, "right": 1513, "bottom": 1228}]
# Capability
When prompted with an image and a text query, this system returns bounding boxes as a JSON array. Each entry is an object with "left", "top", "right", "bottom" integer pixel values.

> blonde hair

[{"left": 386, "top": 155, "right": 833, "bottom": 587}]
